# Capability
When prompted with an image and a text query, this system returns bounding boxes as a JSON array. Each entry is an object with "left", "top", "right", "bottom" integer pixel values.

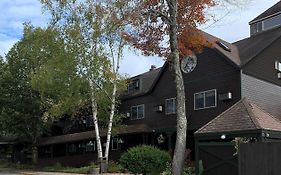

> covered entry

[{"left": 194, "top": 98, "right": 281, "bottom": 175}]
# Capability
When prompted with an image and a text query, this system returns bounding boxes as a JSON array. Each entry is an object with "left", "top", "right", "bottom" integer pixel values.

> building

[{"left": 37, "top": 1, "right": 281, "bottom": 168}]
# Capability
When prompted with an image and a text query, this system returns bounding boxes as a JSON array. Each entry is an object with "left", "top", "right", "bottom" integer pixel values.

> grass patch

[
  {"left": 108, "top": 161, "right": 124, "bottom": 173},
  {"left": 42, "top": 163, "right": 95, "bottom": 174}
]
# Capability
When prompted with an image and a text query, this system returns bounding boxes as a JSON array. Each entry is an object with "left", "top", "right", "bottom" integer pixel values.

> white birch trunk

[
  {"left": 104, "top": 82, "right": 117, "bottom": 160},
  {"left": 90, "top": 81, "right": 103, "bottom": 160},
  {"left": 104, "top": 39, "right": 123, "bottom": 162}
]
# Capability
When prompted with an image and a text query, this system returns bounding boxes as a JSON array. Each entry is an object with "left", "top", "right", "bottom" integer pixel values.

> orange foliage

[{"left": 123, "top": 0, "right": 216, "bottom": 60}]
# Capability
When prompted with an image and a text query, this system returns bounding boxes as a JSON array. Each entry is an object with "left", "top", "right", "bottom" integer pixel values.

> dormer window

[
  {"left": 128, "top": 79, "right": 140, "bottom": 92},
  {"left": 250, "top": 13, "right": 281, "bottom": 35}
]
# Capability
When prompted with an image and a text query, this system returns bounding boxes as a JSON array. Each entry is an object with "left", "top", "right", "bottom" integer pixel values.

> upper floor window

[
  {"left": 128, "top": 79, "right": 140, "bottom": 92},
  {"left": 194, "top": 89, "right": 217, "bottom": 110},
  {"left": 131, "top": 104, "right": 145, "bottom": 120},
  {"left": 165, "top": 97, "right": 176, "bottom": 115},
  {"left": 251, "top": 13, "right": 281, "bottom": 35}
]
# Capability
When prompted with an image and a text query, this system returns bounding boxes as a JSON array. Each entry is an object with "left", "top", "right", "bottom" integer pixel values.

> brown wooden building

[{"left": 37, "top": 1, "right": 281, "bottom": 168}]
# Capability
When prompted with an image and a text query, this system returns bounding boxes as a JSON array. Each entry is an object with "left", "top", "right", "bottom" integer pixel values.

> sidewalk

[{"left": 18, "top": 171, "right": 131, "bottom": 175}]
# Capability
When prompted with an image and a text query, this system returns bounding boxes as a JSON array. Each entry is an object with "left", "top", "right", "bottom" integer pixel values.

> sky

[{"left": 0, "top": 0, "right": 280, "bottom": 76}]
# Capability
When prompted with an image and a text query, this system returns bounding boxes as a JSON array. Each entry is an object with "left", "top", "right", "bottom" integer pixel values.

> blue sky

[{"left": 0, "top": 0, "right": 280, "bottom": 76}]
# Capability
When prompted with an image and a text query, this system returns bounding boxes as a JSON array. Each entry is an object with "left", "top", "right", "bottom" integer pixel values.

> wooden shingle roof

[
  {"left": 249, "top": 1, "right": 281, "bottom": 24},
  {"left": 195, "top": 98, "right": 281, "bottom": 135},
  {"left": 233, "top": 26, "right": 281, "bottom": 66}
]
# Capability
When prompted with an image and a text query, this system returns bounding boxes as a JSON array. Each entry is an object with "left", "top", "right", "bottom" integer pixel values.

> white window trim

[
  {"left": 130, "top": 104, "right": 145, "bottom": 120},
  {"left": 194, "top": 89, "right": 217, "bottom": 110},
  {"left": 111, "top": 138, "right": 119, "bottom": 151},
  {"left": 165, "top": 97, "right": 176, "bottom": 115}
]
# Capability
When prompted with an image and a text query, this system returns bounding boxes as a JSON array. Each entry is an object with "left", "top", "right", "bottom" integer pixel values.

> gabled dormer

[{"left": 249, "top": 1, "right": 281, "bottom": 35}]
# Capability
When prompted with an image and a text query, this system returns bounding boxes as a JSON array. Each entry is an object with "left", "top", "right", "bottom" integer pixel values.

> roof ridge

[
  {"left": 241, "top": 98, "right": 261, "bottom": 130},
  {"left": 195, "top": 98, "right": 246, "bottom": 133},
  {"left": 251, "top": 103, "right": 281, "bottom": 125}
]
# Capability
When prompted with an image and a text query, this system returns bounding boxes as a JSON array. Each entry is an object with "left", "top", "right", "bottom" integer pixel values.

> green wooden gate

[{"left": 196, "top": 142, "right": 238, "bottom": 175}]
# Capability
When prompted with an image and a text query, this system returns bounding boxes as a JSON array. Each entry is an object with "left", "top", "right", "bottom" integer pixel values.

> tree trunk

[
  {"left": 167, "top": 0, "right": 187, "bottom": 175},
  {"left": 90, "top": 81, "right": 103, "bottom": 160},
  {"left": 31, "top": 141, "right": 38, "bottom": 165},
  {"left": 104, "top": 82, "right": 117, "bottom": 161}
]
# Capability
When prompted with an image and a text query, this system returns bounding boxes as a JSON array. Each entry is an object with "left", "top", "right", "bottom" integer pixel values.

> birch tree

[{"left": 40, "top": 0, "right": 127, "bottom": 166}]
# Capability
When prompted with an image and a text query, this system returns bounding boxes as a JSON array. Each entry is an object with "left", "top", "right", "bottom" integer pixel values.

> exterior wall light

[{"left": 221, "top": 134, "right": 226, "bottom": 140}]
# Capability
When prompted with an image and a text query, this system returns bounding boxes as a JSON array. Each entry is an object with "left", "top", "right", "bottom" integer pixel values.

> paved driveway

[{"left": 0, "top": 171, "right": 132, "bottom": 175}]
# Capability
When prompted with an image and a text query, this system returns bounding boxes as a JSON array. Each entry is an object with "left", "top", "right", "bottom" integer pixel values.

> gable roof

[
  {"left": 195, "top": 98, "right": 281, "bottom": 135},
  {"left": 122, "top": 31, "right": 241, "bottom": 100},
  {"left": 233, "top": 26, "right": 281, "bottom": 66},
  {"left": 249, "top": 1, "right": 281, "bottom": 24},
  {"left": 200, "top": 30, "right": 241, "bottom": 67},
  {"left": 121, "top": 67, "right": 162, "bottom": 99}
]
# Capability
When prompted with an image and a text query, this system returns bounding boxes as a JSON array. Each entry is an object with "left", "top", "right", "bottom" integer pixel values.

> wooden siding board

[{"left": 120, "top": 47, "right": 241, "bottom": 130}]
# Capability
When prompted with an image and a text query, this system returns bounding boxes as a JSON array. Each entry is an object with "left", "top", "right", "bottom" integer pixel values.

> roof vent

[
  {"left": 150, "top": 65, "right": 156, "bottom": 71},
  {"left": 216, "top": 41, "right": 231, "bottom": 52}
]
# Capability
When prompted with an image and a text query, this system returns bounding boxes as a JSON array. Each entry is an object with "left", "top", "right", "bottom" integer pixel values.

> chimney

[{"left": 150, "top": 65, "right": 156, "bottom": 71}]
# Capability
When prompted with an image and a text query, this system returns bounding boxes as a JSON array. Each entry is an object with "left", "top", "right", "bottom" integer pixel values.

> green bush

[{"left": 120, "top": 145, "right": 171, "bottom": 175}]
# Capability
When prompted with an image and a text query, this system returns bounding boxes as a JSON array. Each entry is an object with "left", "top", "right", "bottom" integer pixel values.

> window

[
  {"left": 263, "top": 13, "right": 281, "bottom": 30},
  {"left": 85, "top": 141, "right": 95, "bottom": 152},
  {"left": 128, "top": 79, "right": 140, "bottom": 92},
  {"left": 69, "top": 144, "right": 77, "bottom": 153},
  {"left": 251, "top": 14, "right": 281, "bottom": 35},
  {"left": 165, "top": 98, "right": 176, "bottom": 114},
  {"left": 111, "top": 138, "right": 119, "bottom": 151},
  {"left": 194, "top": 89, "right": 217, "bottom": 110},
  {"left": 131, "top": 104, "right": 145, "bottom": 120}
]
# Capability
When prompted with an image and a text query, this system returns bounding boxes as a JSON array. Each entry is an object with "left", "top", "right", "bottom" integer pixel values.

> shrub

[
  {"left": 120, "top": 145, "right": 171, "bottom": 175},
  {"left": 108, "top": 161, "right": 123, "bottom": 173}
]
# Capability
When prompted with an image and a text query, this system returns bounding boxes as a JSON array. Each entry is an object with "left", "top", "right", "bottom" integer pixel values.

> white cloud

[
  {"left": 0, "top": 38, "right": 18, "bottom": 57},
  {"left": 120, "top": 50, "right": 164, "bottom": 77},
  {"left": 0, "top": 0, "right": 280, "bottom": 75}
]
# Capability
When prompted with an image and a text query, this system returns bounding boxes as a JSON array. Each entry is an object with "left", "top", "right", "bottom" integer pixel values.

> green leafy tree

[{"left": 0, "top": 24, "right": 69, "bottom": 164}]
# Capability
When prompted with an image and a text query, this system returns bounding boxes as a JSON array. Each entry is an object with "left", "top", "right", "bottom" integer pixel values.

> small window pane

[
  {"left": 205, "top": 90, "right": 216, "bottom": 107},
  {"left": 112, "top": 138, "right": 119, "bottom": 150},
  {"left": 264, "top": 14, "right": 281, "bottom": 30},
  {"left": 166, "top": 98, "right": 176, "bottom": 114},
  {"left": 131, "top": 107, "right": 138, "bottom": 120},
  {"left": 195, "top": 93, "right": 204, "bottom": 109},
  {"left": 137, "top": 105, "right": 144, "bottom": 119}
]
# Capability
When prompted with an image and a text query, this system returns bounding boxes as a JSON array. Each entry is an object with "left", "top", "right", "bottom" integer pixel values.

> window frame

[
  {"left": 111, "top": 138, "right": 119, "bottom": 151},
  {"left": 194, "top": 89, "right": 217, "bottom": 110},
  {"left": 127, "top": 79, "right": 140, "bottom": 92},
  {"left": 165, "top": 97, "right": 176, "bottom": 115},
  {"left": 130, "top": 104, "right": 145, "bottom": 120}
]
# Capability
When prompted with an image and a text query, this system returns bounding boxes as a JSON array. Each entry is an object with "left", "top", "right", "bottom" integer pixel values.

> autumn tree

[{"left": 122, "top": 0, "right": 248, "bottom": 174}]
